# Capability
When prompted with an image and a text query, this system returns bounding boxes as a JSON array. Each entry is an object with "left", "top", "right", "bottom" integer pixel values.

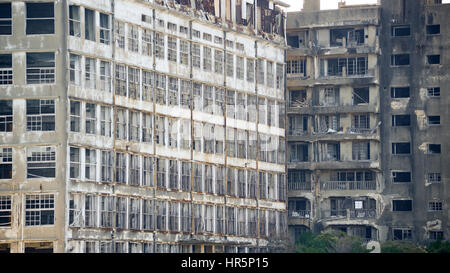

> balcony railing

[
  {"left": 321, "top": 180, "right": 376, "bottom": 191},
  {"left": 288, "top": 210, "right": 311, "bottom": 219},
  {"left": 288, "top": 181, "right": 311, "bottom": 191},
  {"left": 346, "top": 127, "right": 376, "bottom": 134},
  {"left": 349, "top": 209, "right": 376, "bottom": 219},
  {"left": 322, "top": 209, "right": 347, "bottom": 219}
]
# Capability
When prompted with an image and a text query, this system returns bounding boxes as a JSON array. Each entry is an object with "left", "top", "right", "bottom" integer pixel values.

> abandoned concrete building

[
  {"left": 0, "top": 0, "right": 288, "bottom": 253},
  {"left": 286, "top": 0, "right": 450, "bottom": 245}
]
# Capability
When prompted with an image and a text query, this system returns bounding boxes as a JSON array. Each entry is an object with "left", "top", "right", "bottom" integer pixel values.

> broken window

[
  {"left": 128, "top": 67, "right": 140, "bottom": 100},
  {"left": 167, "top": 36, "right": 177, "bottom": 62},
  {"left": 180, "top": 25, "right": 188, "bottom": 35},
  {"left": 85, "top": 57, "right": 97, "bottom": 89},
  {"left": 391, "top": 54, "right": 410, "bottom": 66},
  {"left": 155, "top": 115, "right": 165, "bottom": 146},
  {"left": 27, "top": 146, "right": 56, "bottom": 178},
  {"left": 427, "top": 87, "right": 440, "bottom": 97},
  {"left": 391, "top": 87, "right": 410, "bottom": 98},
  {"left": 99, "top": 60, "right": 111, "bottom": 92},
  {"left": 142, "top": 29, "right": 152, "bottom": 56},
  {"left": 129, "top": 198, "right": 140, "bottom": 229},
  {"left": 142, "top": 156, "right": 153, "bottom": 187},
  {"left": 392, "top": 115, "right": 410, "bottom": 126},
  {"left": 393, "top": 200, "right": 412, "bottom": 211},
  {"left": 168, "top": 77, "right": 179, "bottom": 106},
  {"left": 84, "top": 8, "right": 95, "bottom": 41},
  {"left": 115, "top": 152, "right": 126, "bottom": 184},
  {"left": 0, "top": 196, "right": 11, "bottom": 227},
  {"left": 428, "top": 116, "right": 440, "bottom": 125},
  {"left": 116, "top": 108, "right": 127, "bottom": 140},
  {"left": 27, "top": 100, "right": 55, "bottom": 131},
  {"left": 99, "top": 13, "right": 110, "bottom": 44},
  {"left": 203, "top": 123, "right": 214, "bottom": 154},
  {"left": 0, "top": 100, "right": 12, "bottom": 132},
  {"left": 155, "top": 73, "right": 166, "bottom": 105},
  {"left": 129, "top": 111, "right": 140, "bottom": 142},
  {"left": 179, "top": 80, "right": 190, "bottom": 109},
  {"left": 227, "top": 128, "right": 236, "bottom": 158},
  {"left": 237, "top": 130, "right": 247, "bottom": 159},
  {"left": 142, "top": 199, "right": 154, "bottom": 230},
  {"left": 26, "top": 52, "right": 55, "bottom": 84},
  {"left": 169, "top": 202, "right": 179, "bottom": 232},
  {"left": 226, "top": 168, "right": 236, "bottom": 196},
  {"left": 0, "top": 3, "right": 12, "bottom": 35},
  {"left": 259, "top": 210, "right": 267, "bottom": 237},
  {"left": 322, "top": 87, "right": 339, "bottom": 106},
  {"left": 193, "top": 122, "right": 202, "bottom": 152},
  {"left": 235, "top": 93, "right": 246, "bottom": 121},
  {"left": 428, "top": 201, "right": 442, "bottom": 211},
  {"left": 128, "top": 24, "right": 139, "bottom": 52},
  {"left": 26, "top": 2, "right": 54, "bottom": 35},
  {"left": 115, "top": 64, "right": 127, "bottom": 96},
  {"left": 287, "top": 35, "right": 299, "bottom": 48},
  {"left": 391, "top": 25, "right": 410, "bottom": 36},
  {"left": 330, "top": 28, "right": 365, "bottom": 46},
  {"left": 25, "top": 194, "right": 54, "bottom": 226},
  {"left": 427, "top": 55, "right": 440, "bottom": 65},
  {"left": 100, "top": 106, "right": 111, "bottom": 137},
  {"left": 129, "top": 154, "right": 140, "bottom": 186},
  {"left": 226, "top": 53, "right": 234, "bottom": 77},
  {"left": 426, "top": 24, "right": 440, "bottom": 35},
  {"left": 289, "top": 143, "right": 308, "bottom": 162},
  {"left": 215, "top": 205, "right": 225, "bottom": 234},
  {"left": 205, "top": 204, "right": 214, "bottom": 233},
  {"left": 168, "top": 159, "right": 179, "bottom": 190},
  {"left": 259, "top": 172, "right": 267, "bottom": 199},
  {"left": 192, "top": 44, "right": 201, "bottom": 68},
  {"left": 0, "top": 148, "right": 12, "bottom": 179},
  {"left": 236, "top": 169, "right": 246, "bottom": 197},
  {"left": 428, "top": 173, "right": 441, "bottom": 183},
  {"left": 100, "top": 150, "right": 113, "bottom": 182},
  {"left": 68, "top": 54, "right": 81, "bottom": 86},
  {"left": 237, "top": 208, "right": 246, "bottom": 236},
  {"left": 85, "top": 103, "right": 96, "bottom": 134},
  {"left": 180, "top": 40, "right": 189, "bottom": 65},
  {"left": 266, "top": 61, "right": 274, "bottom": 88},
  {"left": 142, "top": 71, "right": 153, "bottom": 102},
  {"left": 226, "top": 90, "right": 235, "bottom": 119},
  {"left": 180, "top": 202, "right": 191, "bottom": 233},
  {"left": 287, "top": 58, "right": 306, "bottom": 76},
  {"left": 115, "top": 21, "right": 125, "bottom": 49},
  {"left": 203, "top": 47, "right": 212, "bottom": 71},
  {"left": 193, "top": 163, "right": 203, "bottom": 193},
  {"left": 203, "top": 164, "right": 213, "bottom": 194},
  {"left": 85, "top": 194, "right": 97, "bottom": 227},
  {"left": 352, "top": 142, "right": 370, "bottom": 160},
  {"left": 215, "top": 50, "right": 224, "bottom": 74},
  {"left": 393, "top": 229, "right": 412, "bottom": 240},
  {"left": 116, "top": 197, "right": 127, "bottom": 229},
  {"left": 392, "top": 171, "right": 411, "bottom": 183},
  {"left": 214, "top": 88, "right": 225, "bottom": 116},
  {"left": 156, "top": 158, "right": 166, "bottom": 188},
  {"left": 226, "top": 206, "right": 236, "bottom": 235},
  {"left": 392, "top": 142, "right": 410, "bottom": 154},
  {"left": 257, "top": 59, "right": 265, "bottom": 85},
  {"left": 247, "top": 59, "right": 255, "bottom": 83},
  {"left": 155, "top": 33, "right": 165, "bottom": 59},
  {"left": 236, "top": 56, "right": 244, "bottom": 80},
  {"left": 276, "top": 63, "right": 284, "bottom": 89},
  {"left": 142, "top": 113, "right": 152, "bottom": 143},
  {"left": 69, "top": 147, "right": 80, "bottom": 179},
  {"left": 180, "top": 161, "right": 191, "bottom": 191},
  {"left": 321, "top": 142, "right": 340, "bottom": 161},
  {"left": 353, "top": 87, "right": 369, "bottom": 105},
  {"left": 193, "top": 204, "right": 203, "bottom": 234},
  {"left": 100, "top": 196, "right": 113, "bottom": 227},
  {"left": 0, "top": 54, "right": 12, "bottom": 86},
  {"left": 85, "top": 149, "right": 96, "bottom": 181},
  {"left": 428, "top": 144, "right": 441, "bottom": 154}
]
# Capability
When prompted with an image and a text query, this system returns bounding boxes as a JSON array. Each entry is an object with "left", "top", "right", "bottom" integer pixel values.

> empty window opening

[
  {"left": 427, "top": 55, "right": 440, "bottom": 65},
  {"left": 25, "top": 194, "right": 55, "bottom": 226},
  {"left": 0, "top": 100, "right": 13, "bottom": 132},
  {"left": 391, "top": 54, "right": 410, "bottom": 66},
  {"left": 26, "top": 2, "right": 54, "bottom": 35},
  {"left": 26, "top": 99, "right": 55, "bottom": 131},
  {"left": 427, "top": 87, "right": 440, "bottom": 97},
  {"left": 428, "top": 144, "right": 441, "bottom": 154},
  {"left": 392, "top": 143, "right": 410, "bottom": 154},
  {"left": 287, "top": 35, "right": 299, "bottom": 48},
  {"left": 26, "top": 52, "right": 55, "bottom": 84},
  {"left": 392, "top": 172, "right": 411, "bottom": 183},
  {"left": 289, "top": 90, "right": 307, "bottom": 107},
  {"left": 353, "top": 87, "right": 369, "bottom": 105},
  {"left": 391, "top": 87, "right": 410, "bottom": 98},
  {"left": 330, "top": 28, "right": 364, "bottom": 46},
  {"left": 391, "top": 25, "right": 410, "bottom": 36},
  {"left": 392, "top": 115, "right": 410, "bottom": 126},
  {"left": 426, "top": 24, "right": 440, "bottom": 35},
  {"left": 0, "top": 54, "right": 13, "bottom": 85},
  {"left": 428, "top": 116, "right": 440, "bottom": 125},
  {"left": 288, "top": 115, "right": 308, "bottom": 135},
  {"left": 24, "top": 242, "right": 53, "bottom": 253},
  {"left": 84, "top": 8, "right": 95, "bottom": 41},
  {"left": 289, "top": 143, "right": 308, "bottom": 162},
  {"left": 393, "top": 200, "right": 412, "bottom": 211},
  {"left": 0, "top": 3, "right": 12, "bottom": 35},
  {"left": 429, "top": 231, "right": 444, "bottom": 241}
]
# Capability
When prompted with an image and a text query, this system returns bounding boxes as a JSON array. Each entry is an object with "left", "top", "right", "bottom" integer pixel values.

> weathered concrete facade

[
  {"left": 0, "top": 0, "right": 288, "bottom": 253},
  {"left": 286, "top": 0, "right": 450, "bottom": 245}
]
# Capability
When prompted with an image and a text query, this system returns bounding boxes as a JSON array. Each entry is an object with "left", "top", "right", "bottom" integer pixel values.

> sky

[{"left": 281, "top": 0, "right": 450, "bottom": 12}]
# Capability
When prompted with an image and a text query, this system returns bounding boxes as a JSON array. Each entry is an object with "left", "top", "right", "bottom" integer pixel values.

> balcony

[
  {"left": 288, "top": 210, "right": 311, "bottom": 219},
  {"left": 322, "top": 209, "right": 347, "bottom": 219},
  {"left": 321, "top": 180, "right": 376, "bottom": 191},
  {"left": 288, "top": 181, "right": 311, "bottom": 191},
  {"left": 349, "top": 209, "right": 376, "bottom": 219}
]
